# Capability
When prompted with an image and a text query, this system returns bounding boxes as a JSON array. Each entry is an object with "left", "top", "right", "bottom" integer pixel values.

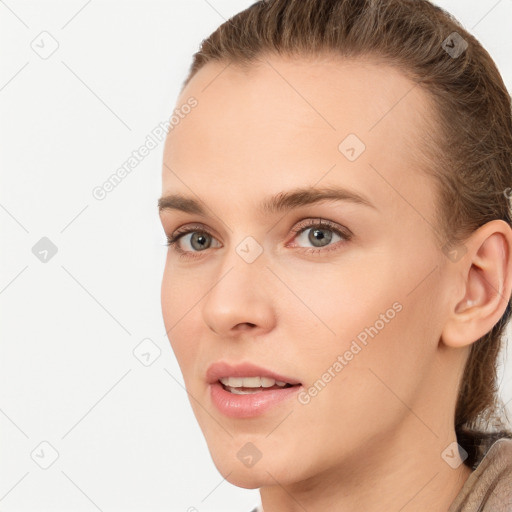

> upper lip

[{"left": 206, "top": 361, "right": 301, "bottom": 385}]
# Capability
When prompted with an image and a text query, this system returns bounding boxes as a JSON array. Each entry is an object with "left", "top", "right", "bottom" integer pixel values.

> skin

[{"left": 159, "top": 54, "right": 512, "bottom": 512}]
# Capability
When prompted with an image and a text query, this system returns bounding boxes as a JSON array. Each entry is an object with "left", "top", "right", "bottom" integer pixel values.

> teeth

[
  {"left": 261, "top": 377, "right": 276, "bottom": 387},
  {"left": 219, "top": 376, "right": 289, "bottom": 388}
]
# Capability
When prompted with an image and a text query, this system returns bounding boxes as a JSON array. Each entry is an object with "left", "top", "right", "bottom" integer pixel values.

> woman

[{"left": 158, "top": 0, "right": 512, "bottom": 510}]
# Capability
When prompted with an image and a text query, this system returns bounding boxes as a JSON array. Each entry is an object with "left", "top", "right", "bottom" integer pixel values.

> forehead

[{"left": 162, "top": 55, "right": 437, "bottom": 221}]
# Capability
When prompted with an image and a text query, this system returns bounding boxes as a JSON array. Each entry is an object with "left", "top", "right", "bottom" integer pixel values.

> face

[{"left": 159, "top": 54, "right": 457, "bottom": 488}]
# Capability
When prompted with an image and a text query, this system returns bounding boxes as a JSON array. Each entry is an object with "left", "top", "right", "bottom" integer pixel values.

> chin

[
  {"left": 223, "top": 471, "right": 266, "bottom": 489},
  {"left": 212, "top": 460, "right": 283, "bottom": 489},
  {"left": 207, "top": 442, "right": 302, "bottom": 489}
]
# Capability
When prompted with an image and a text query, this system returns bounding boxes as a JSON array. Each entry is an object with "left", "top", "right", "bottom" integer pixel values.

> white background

[{"left": 1, "top": 1, "right": 511, "bottom": 511}]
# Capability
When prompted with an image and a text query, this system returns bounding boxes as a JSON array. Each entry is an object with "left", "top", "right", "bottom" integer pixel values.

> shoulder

[
  {"left": 484, "top": 438, "right": 512, "bottom": 507},
  {"left": 450, "top": 437, "right": 512, "bottom": 511}
]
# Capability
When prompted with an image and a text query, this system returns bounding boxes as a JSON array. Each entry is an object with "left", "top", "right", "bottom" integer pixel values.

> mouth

[
  {"left": 206, "top": 361, "right": 303, "bottom": 418},
  {"left": 218, "top": 376, "right": 300, "bottom": 394}
]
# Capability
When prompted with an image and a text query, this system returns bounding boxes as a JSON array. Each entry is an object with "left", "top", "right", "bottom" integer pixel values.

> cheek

[
  {"left": 161, "top": 259, "right": 204, "bottom": 326},
  {"left": 289, "top": 255, "right": 437, "bottom": 412},
  {"left": 160, "top": 264, "right": 203, "bottom": 371},
  {"left": 279, "top": 256, "right": 400, "bottom": 349},
  {"left": 288, "top": 302, "right": 432, "bottom": 473}
]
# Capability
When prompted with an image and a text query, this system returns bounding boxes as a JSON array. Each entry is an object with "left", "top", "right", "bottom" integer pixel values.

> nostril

[{"left": 236, "top": 322, "right": 257, "bottom": 330}]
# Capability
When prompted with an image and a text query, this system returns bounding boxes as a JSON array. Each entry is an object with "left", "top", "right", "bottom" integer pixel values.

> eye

[
  {"left": 287, "top": 218, "right": 351, "bottom": 253},
  {"left": 165, "top": 224, "right": 220, "bottom": 258}
]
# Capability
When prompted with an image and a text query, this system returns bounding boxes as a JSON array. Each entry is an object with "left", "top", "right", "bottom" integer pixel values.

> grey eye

[
  {"left": 296, "top": 227, "right": 341, "bottom": 248},
  {"left": 183, "top": 232, "right": 217, "bottom": 251}
]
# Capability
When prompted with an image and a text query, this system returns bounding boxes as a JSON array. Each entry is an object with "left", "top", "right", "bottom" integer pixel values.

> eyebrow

[{"left": 158, "top": 185, "right": 376, "bottom": 216}]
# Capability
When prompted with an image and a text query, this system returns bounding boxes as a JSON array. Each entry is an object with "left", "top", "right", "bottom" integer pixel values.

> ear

[{"left": 441, "top": 219, "right": 512, "bottom": 348}]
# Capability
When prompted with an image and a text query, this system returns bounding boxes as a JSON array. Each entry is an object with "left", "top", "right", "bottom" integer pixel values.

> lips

[{"left": 206, "top": 361, "right": 303, "bottom": 418}]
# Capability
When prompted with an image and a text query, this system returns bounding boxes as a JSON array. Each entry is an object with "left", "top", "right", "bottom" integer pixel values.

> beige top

[
  {"left": 449, "top": 437, "right": 512, "bottom": 511},
  {"left": 249, "top": 438, "right": 512, "bottom": 512}
]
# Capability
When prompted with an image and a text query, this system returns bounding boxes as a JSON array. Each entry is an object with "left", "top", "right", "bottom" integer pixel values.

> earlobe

[{"left": 441, "top": 220, "right": 512, "bottom": 349}]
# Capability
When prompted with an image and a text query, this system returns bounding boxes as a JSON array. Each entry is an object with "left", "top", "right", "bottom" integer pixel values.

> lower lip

[{"left": 209, "top": 381, "right": 302, "bottom": 418}]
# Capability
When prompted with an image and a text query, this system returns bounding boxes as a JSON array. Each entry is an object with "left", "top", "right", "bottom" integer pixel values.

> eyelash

[{"left": 165, "top": 218, "right": 352, "bottom": 259}]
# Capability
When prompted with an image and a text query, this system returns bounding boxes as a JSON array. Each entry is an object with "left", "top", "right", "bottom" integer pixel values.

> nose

[{"left": 201, "top": 248, "right": 276, "bottom": 338}]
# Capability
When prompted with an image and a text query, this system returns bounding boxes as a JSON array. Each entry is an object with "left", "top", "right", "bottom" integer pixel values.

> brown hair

[{"left": 181, "top": 0, "right": 512, "bottom": 469}]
